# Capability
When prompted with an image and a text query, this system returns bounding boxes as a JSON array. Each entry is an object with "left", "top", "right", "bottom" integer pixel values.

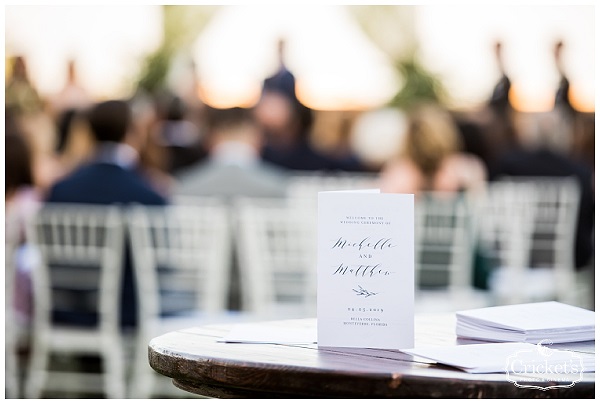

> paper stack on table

[
  {"left": 401, "top": 342, "right": 595, "bottom": 374},
  {"left": 455, "top": 301, "right": 595, "bottom": 344},
  {"left": 401, "top": 302, "right": 595, "bottom": 375}
]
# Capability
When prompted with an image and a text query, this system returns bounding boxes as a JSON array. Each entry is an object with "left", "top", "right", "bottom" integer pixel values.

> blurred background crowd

[
  {"left": 5, "top": 4, "right": 595, "bottom": 198},
  {"left": 4, "top": 4, "right": 595, "bottom": 399}
]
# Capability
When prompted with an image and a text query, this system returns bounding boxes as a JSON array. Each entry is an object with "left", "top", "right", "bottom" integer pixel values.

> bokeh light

[
  {"left": 193, "top": 5, "right": 400, "bottom": 110},
  {"left": 415, "top": 4, "right": 594, "bottom": 112},
  {"left": 4, "top": 4, "right": 594, "bottom": 112},
  {"left": 5, "top": 5, "right": 162, "bottom": 99}
]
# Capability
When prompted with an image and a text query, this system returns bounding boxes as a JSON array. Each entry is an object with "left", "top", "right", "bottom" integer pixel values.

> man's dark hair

[{"left": 87, "top": 100, "right": 131, "bottom": 143}]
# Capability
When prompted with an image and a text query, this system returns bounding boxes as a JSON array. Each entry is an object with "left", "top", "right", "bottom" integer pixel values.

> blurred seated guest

[
  {"left": 255, "top": 91, "right": 364, "bottom": 172},
  {"left": 153, "top": 95, "right": 206, "bottom": 175},
  {"left": 255, "top": 37, "right": 365, "bottom": 172},
  {"left": 454, "top": 117, "right": 494, "bottom": 176},
  {"left": 490, "top": 114, "right": 594, "bottom": 271},
  {"left": 379, "top": 103, "right": 490, "bottom": 290},
  {"left": 45, "top": 99, "right": 168, "bottom": 328},
  {"left": 378, "top": 103, "right": 487, "bottom": 195},
  {"left": 175, "top": 106, "right": 288, "bottom": 201},
  {"left": 174, "top": 106, "right": 288, "bottom": 310},
  {"left": 6, "top": 127, "right": 42, "bottom": 328},
  {"left": 129, "top": 94, "right": 176, "bottom": 199}
]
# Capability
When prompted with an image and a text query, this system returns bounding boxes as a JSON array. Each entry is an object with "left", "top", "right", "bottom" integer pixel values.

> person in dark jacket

[{"left": 45, "top": 99, "right": 168, "bottom": 328}]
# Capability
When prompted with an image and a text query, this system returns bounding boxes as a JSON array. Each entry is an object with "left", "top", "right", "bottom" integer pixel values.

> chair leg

[
  {"left": 25, "top": 337, "right": 49, "bottom": 399},
  {"left": 128, "top": 340, "right": 154, "bottom": 398},
  {"left": 5, "top": 341, "right": 19, "bottom": 398},
  {"left": 103, "top": 342, "right": 127, "bottom": 398}
]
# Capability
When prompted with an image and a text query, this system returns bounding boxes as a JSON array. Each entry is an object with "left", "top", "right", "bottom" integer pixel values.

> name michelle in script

[{"left": 331, "top": 237, "right": 396, "bottom": 251}]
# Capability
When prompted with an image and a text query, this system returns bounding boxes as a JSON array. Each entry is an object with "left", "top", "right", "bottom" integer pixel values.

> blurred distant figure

[
  {"left": 5, "top": 56, "right": 44, "bottom": 116},
  {"left": 489, "top": 41, "right": 511, "bottom": 114},
  {"left": 553, "top": 40, "right": 576, "bottom": 119},
  {"left": 379, "top": 103, "right": 487, "bottom": 195},
  {"left": 262, "top": 38, "right": 297, "bottom": 103},
  {"left": 153, "top": 95, "right": 206, "bottom": 175},
  {"left": 255, "top": 39, "right": 364, "bottom": 172},
  {"left": 51, "top": 59, "right": 92, "bottom": 115},
  {"left": 50, "top": 59, "right": 93, "bottom": 154},
  {"left": 550, "top": 40, "right": 579, "bottom": 156},
  {"left": 175, "top": 106, "right": 288, "bottom": 201},
  {"left": 484, "top": 41, "right": 518, "bottom": 171},
  {"left": 256, "top": 92, "right": 364, "bottom": 172},
  {"left": 45, "top": 99, "right": 168, "bottom": 328}
]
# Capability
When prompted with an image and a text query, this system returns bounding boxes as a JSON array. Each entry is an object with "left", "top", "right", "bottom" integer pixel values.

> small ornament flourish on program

[{"left": 353, "top": 285, "right": 378, "bottom": 298}]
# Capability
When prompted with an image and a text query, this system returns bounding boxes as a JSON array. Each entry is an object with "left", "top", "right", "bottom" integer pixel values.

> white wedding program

[{"left": 317, "top": 190, "right": 414, "bottom": 349}]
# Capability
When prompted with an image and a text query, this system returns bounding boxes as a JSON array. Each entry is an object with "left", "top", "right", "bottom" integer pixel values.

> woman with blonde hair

[{"left": 378, "top": 103, "right": 487, "bottom": 195}]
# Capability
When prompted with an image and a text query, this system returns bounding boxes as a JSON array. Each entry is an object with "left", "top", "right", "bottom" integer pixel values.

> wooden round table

[{"left": 148, "top": 315, "right": 595, "bottom": 399}]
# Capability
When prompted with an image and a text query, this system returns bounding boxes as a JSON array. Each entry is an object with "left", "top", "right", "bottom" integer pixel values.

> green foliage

[
  {"left": 136, "top": 48, "right": 172, "bottom": 94},
  {"left": 388, "top": 58, "right": 447, "bottom": 109},
  {"left": 345, "top": 5, "right": 447, "bottom": 109},
  {"left": 135, "top": 5, "right": 218, "bottom": 95}
]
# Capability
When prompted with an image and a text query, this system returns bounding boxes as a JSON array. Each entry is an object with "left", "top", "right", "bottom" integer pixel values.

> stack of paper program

[
  {"left": 401, "top": 342, "right": 595, "bottom": 373},
  {"left": 456, "top": 301, "right": 595, "bottom": 344}
]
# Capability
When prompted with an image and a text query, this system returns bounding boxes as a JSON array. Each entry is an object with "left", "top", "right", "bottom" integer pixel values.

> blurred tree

[
  {"left": 137, "top": 5, "right": 218, "bottom": 95},
  {"left": 388, "top": 57, "right": 447, "bottom": 109},
  {"left": 347, "top": 5, "right": 447, "bottom": 109}
]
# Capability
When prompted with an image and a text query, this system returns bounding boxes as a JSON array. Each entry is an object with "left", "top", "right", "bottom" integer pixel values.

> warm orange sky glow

[
  {"left": 5, "top": 5, "right": 594, "bottom": 112},
  {"left": 193, "top": 5, "right": 400, "bottom": 111},
  {"left": 5, "top": 5, "right": 162, "bottom": 99},
  {"left": 416, "top": 5, "right": 594, "bottom": 112}
]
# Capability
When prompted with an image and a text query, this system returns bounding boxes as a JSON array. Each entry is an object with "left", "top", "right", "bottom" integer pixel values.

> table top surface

[{"left": 148, "top": 314, "right": 595, "bottom": 399}]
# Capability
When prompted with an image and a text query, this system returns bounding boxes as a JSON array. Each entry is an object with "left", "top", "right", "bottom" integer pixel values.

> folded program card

[{"left": 317, "top": 190, "right": 414, "bottom": 349}]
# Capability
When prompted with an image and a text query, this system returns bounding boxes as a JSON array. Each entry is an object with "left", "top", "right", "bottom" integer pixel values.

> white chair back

[
  {"left": 415, "top": 192, "right": 472, "bottom": 290},
  {"left": 414, "top": 192, "right": 490, "bottom": 312},
  {"left": 126, "top": 199, "right": 233, "bottom": 398},
  {"left": 286, "top": 172, "right": 378, "bottom": 202},
  {"left": 234, "top": 197, "right": 317, "bottom": 319},
  {"left": 5, "top": 213, "right": 21, "bottom": 398},
  {"left": 476, "top": 177, "right": 582, "bottom": 305},
  {"left": 25, "top": 203, "right": 126, "bottom": 398},
  {"left": 128, "top": 201, "right": 232, "bottom": 321}
]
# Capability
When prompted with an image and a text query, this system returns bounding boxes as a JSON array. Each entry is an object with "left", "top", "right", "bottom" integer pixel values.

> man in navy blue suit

[{"left": 45, "top": 99, "right": 168, "bottom": 328}]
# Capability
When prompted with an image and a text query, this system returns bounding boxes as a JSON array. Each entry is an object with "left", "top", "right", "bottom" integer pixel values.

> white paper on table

[
  {"left": 401, "top": 342, "right": 595, "bottom": 374},
  {"left": 555, "top": 340, "right": 595, "bottom": 354},
  {"left": 219, "top": 323, "right": 317, "bottom": 345},
  {"left": 456, "top": 301, "right": 595, "bottom": 332},
  {"left": 317, "top": 190, "right": 414, "bottom": 350},
  {"left": 456, "top": 301, "right": 595, "bottom": 343}
]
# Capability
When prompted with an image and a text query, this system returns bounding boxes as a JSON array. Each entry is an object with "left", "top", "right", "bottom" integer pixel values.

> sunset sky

[{"left": 5, "top": 4, "right": 595, "bottom": 112}]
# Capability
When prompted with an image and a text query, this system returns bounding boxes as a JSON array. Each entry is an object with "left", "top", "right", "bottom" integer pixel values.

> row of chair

[
  {"left": 6, "top": 175, "right": 588, "bottom": 398},
  {"left": 285, "top": 173, "right": 588, "bottom": 308}
]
